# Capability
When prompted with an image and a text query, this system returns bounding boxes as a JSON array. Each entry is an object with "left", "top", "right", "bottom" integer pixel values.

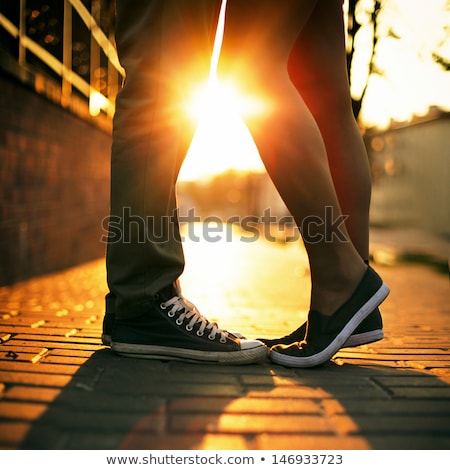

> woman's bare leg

[
  {"left": 218, "top": 0, "right": 367, "bottom": 316},
  {"left": 288, "top": 0, "right": 372, "bottom": 259}
]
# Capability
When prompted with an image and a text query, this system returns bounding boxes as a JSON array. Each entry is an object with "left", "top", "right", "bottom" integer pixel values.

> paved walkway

[{"left": 0, "top": 227, "right": 449, "bottom": 450}]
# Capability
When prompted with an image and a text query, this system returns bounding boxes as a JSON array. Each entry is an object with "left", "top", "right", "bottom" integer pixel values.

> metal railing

[{"left": 0, "top": 0, "right": 124, "bottom": 121}]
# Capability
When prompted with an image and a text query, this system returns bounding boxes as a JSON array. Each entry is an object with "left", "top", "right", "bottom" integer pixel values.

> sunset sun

[
  {"left": 178, "top": 78, "right": 266, "bottom": 182},
  {"left": 178, "top": 0, "right": 265, "bottom": 182}
]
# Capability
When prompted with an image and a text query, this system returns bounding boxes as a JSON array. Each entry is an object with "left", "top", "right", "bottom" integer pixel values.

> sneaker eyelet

[
  {"left": 160, "top": 303, "right": 167, "bottom": 310},
  {"left": 186, "top": 325, "right": 193, "bottom": 331},
  {"left": 176, "top": 318, "right": 183, "bottom": 326},
  {"left": 167, "top": 311, "right": 175, "bottom": 318},
  {"left": 208, "top": 334, "right": 216, "bottom": 341},
  {"left": 220, "top": 337, "right": 227, "bottom": 344},
  {"left": 196, "top": 330, "right": 204, "bottom": 337}
]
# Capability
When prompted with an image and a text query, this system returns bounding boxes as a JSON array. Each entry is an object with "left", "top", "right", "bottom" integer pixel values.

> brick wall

[{"left": 0, "top": 72, "right": 111, "bottom": 286}]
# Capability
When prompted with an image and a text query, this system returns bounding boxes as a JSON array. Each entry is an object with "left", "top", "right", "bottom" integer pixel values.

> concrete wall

[
  {"left": 367, "top": 115, "right": 449, "bottom": 237},
  {"left": 0, "top": 72, "right": 111, "bottom": 286}
]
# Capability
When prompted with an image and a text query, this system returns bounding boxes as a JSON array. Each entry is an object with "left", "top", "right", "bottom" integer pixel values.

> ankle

[{"left": 310, "top": 261, "right": 367, "bottom": 316}]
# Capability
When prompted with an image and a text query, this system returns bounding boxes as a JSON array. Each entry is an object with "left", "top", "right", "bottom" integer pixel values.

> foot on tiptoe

[
  {"left": 269, "top": 266, "right": 389, "bottom": 368},
  {"left": 106, "top": 284, "right": 267, "bottom": 365},
  {"left": 258, "top": 307, "right": 384, "bottom": 349}
]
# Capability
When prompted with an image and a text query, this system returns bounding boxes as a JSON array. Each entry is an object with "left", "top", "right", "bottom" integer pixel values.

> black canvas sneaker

[
  {"left": 110, "top": 284, "right": 268, "bottom": 364},
  {"left": 102, "top": 288, "right": 246, "bottom": 346},
  {"left": 101, "top": 314, "right": 114, "bottom": 346},
  {"left": 101, "top": 292, "right": 115, "bottom": 346},
  {"left": 258, "top": 307, "right": 383, "bottom": 348},
  {"left": 270, "top": 266, "right": 389, "bottom": 368}
]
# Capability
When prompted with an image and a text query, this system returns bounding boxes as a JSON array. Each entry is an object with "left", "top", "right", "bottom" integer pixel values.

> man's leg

[
  {"left": 104, "top": 0, "right": 267, "bottom": 364},
  {"left": 106, "top": 0, "right": 220, "bottom": 320}
]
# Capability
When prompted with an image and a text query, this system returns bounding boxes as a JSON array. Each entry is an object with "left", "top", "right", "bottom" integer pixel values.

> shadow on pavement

[
  {"left": 19, "top": 348, "right": 276, "bottom": 450},
  {"left": 18, "top": 348, "right": 450, "bottom": 450}
]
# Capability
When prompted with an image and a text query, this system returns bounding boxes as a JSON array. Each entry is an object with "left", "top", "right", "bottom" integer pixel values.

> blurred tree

[
  {"left": 347, "top": 0, "right": 381, "bottom": 119},
  {"left": 349, "top": 0, "right": 450, "bottom": 129}
]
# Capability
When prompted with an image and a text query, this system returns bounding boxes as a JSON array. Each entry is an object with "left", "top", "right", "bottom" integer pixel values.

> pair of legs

[
  {"left": 105, "top": 0, "right": 388, "bottom": 366},
  {"left": 217, "top": 0, "right": 369, "bottom": 316}
]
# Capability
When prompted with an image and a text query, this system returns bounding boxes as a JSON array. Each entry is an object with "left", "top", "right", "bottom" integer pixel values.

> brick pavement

[{"left": 0, "top": 227, "right": 449, "bottom": 450}]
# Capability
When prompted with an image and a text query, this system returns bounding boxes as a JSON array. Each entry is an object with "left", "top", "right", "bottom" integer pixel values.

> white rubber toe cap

[{"left": 240, "top": 339, "right": 266, "bottom": 350}]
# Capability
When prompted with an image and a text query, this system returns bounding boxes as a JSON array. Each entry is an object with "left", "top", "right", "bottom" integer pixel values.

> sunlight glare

[
  {"left": 178, "top": 80, "right": 265, "bottom": 182},
  {"left": 352, "top": 0, "right": 450, "bottom": 129},
  {"left": 89, "top": 90, "right": 111, "bottom": 117},
  {"left": 178, "top": 0, "right": 266, "bottom": 182},
  {"left": 186, "top": 79, "right": 267, "bottom": 123}
]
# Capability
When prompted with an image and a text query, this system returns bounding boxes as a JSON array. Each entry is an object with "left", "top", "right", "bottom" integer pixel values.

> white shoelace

[{"left": 161, "top": 295, "right": 229, "bottom": 343}]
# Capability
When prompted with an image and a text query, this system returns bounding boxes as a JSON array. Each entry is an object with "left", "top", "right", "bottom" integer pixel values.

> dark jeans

[{"left": 106, "top": 0, "right": 220, "bottom": 319}]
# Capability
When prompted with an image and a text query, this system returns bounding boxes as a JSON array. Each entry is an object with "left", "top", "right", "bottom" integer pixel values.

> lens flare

[{"left": 179, "top": 0, "right": 266, "bottom": 182}]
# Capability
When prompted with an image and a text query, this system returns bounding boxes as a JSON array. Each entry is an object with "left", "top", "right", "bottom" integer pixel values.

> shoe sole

[
  {"left": 342, "top": 329, "right": 383, "bottom": 348},
  {"left": 261, "top": 327, "right": 383, "bottom": 349},
  {"left": 270, "top": 283, "right": 390, "bottom": 368},
  {"left": 111, "top": 342, "right": 268, "bottom": 365},
  {"left": 105, "top": 330, "right": 384, "bottom": 349},
  {"left": 103, "top": 331, "right": 245, "bottom": 347},
  {"left": 102, "top": 334, "right": 111, "bottom": 346}
]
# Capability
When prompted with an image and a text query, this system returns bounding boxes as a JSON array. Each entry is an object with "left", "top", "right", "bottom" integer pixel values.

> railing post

[
  {"left": 18, "top": 0, "right": 26, "bottom": 66},
  {"left": 89, "top": 0, "right": 100, "bottom": 115},
  {"left": 62, "top": 0, "right": 72, "bottom": 108},
  {"left": 108, "top": 29, "right": 119, "bottom": 107}
]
